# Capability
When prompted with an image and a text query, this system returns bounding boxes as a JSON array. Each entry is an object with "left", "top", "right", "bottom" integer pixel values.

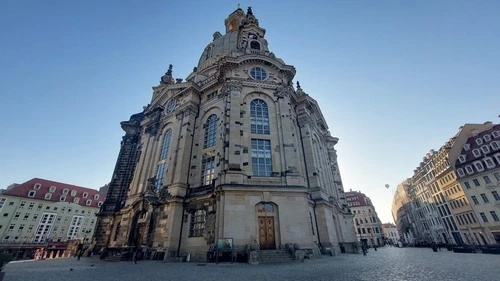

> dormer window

[
  {"left": 33, "top": 183, "right": 41, "bottom": 190},
  {"left": 94, "top": 194, "right": 100, "bottom": 200},
  {"left": 475, "top": 138, "right": 483, "bottom": 145},
  {"left": 250, "top": 40, "right": 260, "bottom": 50},
  {"left": 472, "top": 149, "right": 481, "bottom": 158},
  {"left": 44, "top": 193, "right": 52, "bottom": 200},
  {"left": 86, "top": 200, "right": 92, "bottom": 206},
  {"left": 465, "top": 165, "right": 474, "bottom": 174},
  {"left": 63, "top": 189, "right": 69, "bottom": 195},
  {"left": 49, "top": 186, "right": 57, "bottom": 193},
  {"left": 457, "top": 168, "right": 465, "bottom": 177},
  {"left": 98, "top": 201, "right": 103, "bottom": 207},
  {"left": 463, "top": 144, "right": 470, "bottom": 151},
  {"left": 484, "top": 134, "right": 491, "bottom": 142},
  {"left": 82, "top": 192, "right": 88, "bottom": 199},
  {"left": 492, "top": 131, "right": 500, "bottom": 138},
  {"left": 473, "top": 161, "right": 484, "bottom": 172},
  {"left": 481, "top": 145, "right": 490, "bottom": 154},
  {"left": 491, "top": 141, "right": 499, "bottom": 150},
  {"left": 458, "top": 155, "right": 466, "bottom": 163},
  {"left": 70, "top": 190, "right": 77, "bottom": 197},
  {"left": 28, "top": 191, "right": 36, "bottom": 198},
  {"left": 73, "top": 198, "right": 80, "bottom": 204},
  {"left": 484, "top": 157, "right": 495, "bottom": 168}
]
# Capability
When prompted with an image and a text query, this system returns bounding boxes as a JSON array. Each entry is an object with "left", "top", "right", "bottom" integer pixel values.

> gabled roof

[
  {"left": 2, "top": 178, "right": 106, "bottom": 208},
  {"left": 455, "top": 124, "right": 500, "bottom": 169}
]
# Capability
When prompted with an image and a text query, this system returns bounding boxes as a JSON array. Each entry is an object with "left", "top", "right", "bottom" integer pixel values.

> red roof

[
  {"left": 345, "top": 191, "right": 372, "bottom": 207},
  {"left": 2, "top": 178, "right": 106, "bottom": 208}
]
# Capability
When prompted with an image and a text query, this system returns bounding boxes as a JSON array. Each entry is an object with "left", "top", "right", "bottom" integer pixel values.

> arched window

[
  {"left": 160, "top": 129, "right": 173, "bottom": 160},
  {"left": 204, "top": 114, "right": 218, "bottom": 148},
  {"left": 156, "top": 129, "right": 173, "bottom": 191},
  {"left": 250, "top": 41, "right": 260, "bottom": 50},
  {"left": 250, "top": 99, "right": 270, "bottom": 134},
  {"left": 201, "top": 154, "right": 215, "bottom": 186}
]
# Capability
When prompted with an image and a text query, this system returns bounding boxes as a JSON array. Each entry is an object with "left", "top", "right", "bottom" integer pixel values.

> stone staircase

[{"left": 259, "top": 249, "right": 294, "bottom": 264}]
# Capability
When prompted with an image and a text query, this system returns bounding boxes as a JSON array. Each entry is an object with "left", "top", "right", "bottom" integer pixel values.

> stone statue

[{"left": 160, "top": 64, "right": 173, "bottom": 85}]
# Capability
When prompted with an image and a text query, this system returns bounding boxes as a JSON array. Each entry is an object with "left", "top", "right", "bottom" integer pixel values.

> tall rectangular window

[
  {"left": 251, "top": 139, "right": 272, "bottom": 176},
  {"left": 201, "top": 155, "right": 215, "bottom": 185},
  {"left": 67, "top": 215, "right": 84, "bottom": 240},
  {"left": 473, "top": 179, "right": 480, "bottom": 186},
  {"left": 483, "top": 176, "right": 491, "bottom": 184},
  {"left": 464, "top": 182, "right": 471, "bottom": 189},
  {"left": 492, "top": 191, "right": 500, "bottom": 201},
  {"left": 33, "top": 213, "right": 56, "bottom": 243},
  {"left": 189, "top": 209, "right": 206, "bottom": 237},
  {"left": 490, "top": 211, "right": 499, "bottom": 222},
  {"left": 480, "top": 193, "right": 489, "bottom": 203},
  {"left": 479, "top": 212, "right": 488, "bottom": 223},
  {"left": 471, "top": 196, "right": 479, "bottom": 205}
]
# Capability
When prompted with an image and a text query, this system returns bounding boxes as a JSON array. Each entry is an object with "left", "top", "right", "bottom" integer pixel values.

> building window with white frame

[
  {"left": 70, "top": 190, "right": 77, "bottom": 197},
  {"left": 472, "top": 149, "right": 481, "bottom": 158},
  {"left": 201, "top": 154, "right": 215, "bottom": 186},
  {"left": 484, "top": 157, "right": 495, "bottom": 168},
  {"left": 82, "top": 192, "right": 88, "bottom": 198},
  {"left": 252, "top": 139, "right": 272, "bottom": 176},
  {"left": 33, "top": 212, "right": 56, "bottom": 243},
  {"left": 479, "top": 212, "right": 488, "bottom": 223},
  {"left": 457, "top": 168, "right": 465, "bottom": 177},
  {"left": 86, "top": 200, "right": 92, "bottom": 206},
  {"left": 63, "top": 188, "right": 69, "bottom": 195},
  {"left": 491, "top": 141, "right": 499, "bottom": 150},
  {"left": 463, "top": 143, "right": 470, "bottom": 151},
  {"left": 250, "top": 99, "right": 270, "bottom": 134},
  {"left": 73, "top": 197, "right": 80, "bottom": 204},
  {"left": 475, "top": 138, "right": 483, "bottom": 145},
  {"left": 473, "top": 161, "right": 484, "bottom": 172},
  {"left": 49, "top": 186, "right": 57, "bottom": 193},
  {"left": 492, "top": 130, "right": 500, "bottom": 138},
  {"left": 28, "top": 190, "right": 36, "bottom": 198},
  {"left": 67, "top": 215, "right": 84, "bottom": 240},
  {"left": 60, "top": 195, "right": 66, "bottom": 202},
  {"left": 93, "top": 194, "right": 99, "bottom": 200},
  {"left": 481, "top": 145, "right": 490, "bottom": 154},
  {"left": 458, "top": 155, "right": 466, "bottom": 163},
  {"left": 44, "top": 193, "right": 52, "bottom": 200},
  {"left": 494, "top": 153, "right": 500, "bottom": 164},
  {"left": 465, "top": 165, "right": 474, "bottom": 174},
  {"left": 98, "top": 201, "right": 103, "bottom": 207},
  {"left": 203, "top": 114, "right": 218, "bottom": 148}
]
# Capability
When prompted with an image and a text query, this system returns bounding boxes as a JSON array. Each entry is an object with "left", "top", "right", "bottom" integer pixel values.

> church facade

[{"left": 94, "top": 7, "right": 358, "bottom": 261}]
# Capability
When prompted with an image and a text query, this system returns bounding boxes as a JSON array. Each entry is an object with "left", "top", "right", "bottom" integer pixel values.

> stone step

[{"left": 259, "top": 250, "right": 294, "bottom": 264}]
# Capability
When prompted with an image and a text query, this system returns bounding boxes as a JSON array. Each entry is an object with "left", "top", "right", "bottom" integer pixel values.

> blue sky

[{"left": 1, "top": 0, "right": 499, "bottom": 223}]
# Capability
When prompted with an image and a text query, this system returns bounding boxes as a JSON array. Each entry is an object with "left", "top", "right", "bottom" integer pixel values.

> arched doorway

[{"left": 256, "top": 202, "right": 278, "bottom": 250}]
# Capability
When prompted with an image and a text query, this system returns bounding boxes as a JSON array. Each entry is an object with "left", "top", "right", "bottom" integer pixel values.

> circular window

[
  {"left": 249, "top": 67, "right": 267, "bottom": 81},
  {"left": 165, "top": 99, "right": 177, "bottom": 114}
]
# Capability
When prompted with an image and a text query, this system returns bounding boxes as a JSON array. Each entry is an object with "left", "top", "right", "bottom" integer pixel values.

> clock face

[
  {"left": 249, "top": 66, "right": 268, "bottom": 81},
  {"left": 165, "top": 99, "right": 177, "bottom": 114}
]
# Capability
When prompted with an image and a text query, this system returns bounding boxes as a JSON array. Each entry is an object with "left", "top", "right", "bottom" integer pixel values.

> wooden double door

[{"left": 258, "top": 216, "right": 276, "bottom": 250}]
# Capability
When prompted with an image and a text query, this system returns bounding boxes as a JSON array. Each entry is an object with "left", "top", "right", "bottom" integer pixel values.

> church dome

[{"left": 197, "top": 30, "right": 240, "bottom": 71}]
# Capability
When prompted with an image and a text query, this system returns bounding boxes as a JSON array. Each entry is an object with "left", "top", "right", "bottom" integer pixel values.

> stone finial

[
  {"left": 247, "top": 7, "right": 253, "bottom": 15},
  {"left": 296, "top": 81, "right": 301, "bottom": 89},
  {"left": 160, "top": 64, "right": 174, "bottom": 85}
]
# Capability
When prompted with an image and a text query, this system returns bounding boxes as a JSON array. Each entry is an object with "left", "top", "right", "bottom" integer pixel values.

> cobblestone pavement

[{"left": 3, "top": 247, "right": 500, "bottom": 281}]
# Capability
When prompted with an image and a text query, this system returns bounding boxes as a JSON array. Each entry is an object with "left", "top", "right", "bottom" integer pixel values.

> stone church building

[{"left": 94, "top": 7, "right": 358, "bottom": 262}]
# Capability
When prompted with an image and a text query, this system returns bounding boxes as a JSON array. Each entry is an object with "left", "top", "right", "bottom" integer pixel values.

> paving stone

[{"left": 3, "top": 247, "right": 500, "bottom": 281}]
